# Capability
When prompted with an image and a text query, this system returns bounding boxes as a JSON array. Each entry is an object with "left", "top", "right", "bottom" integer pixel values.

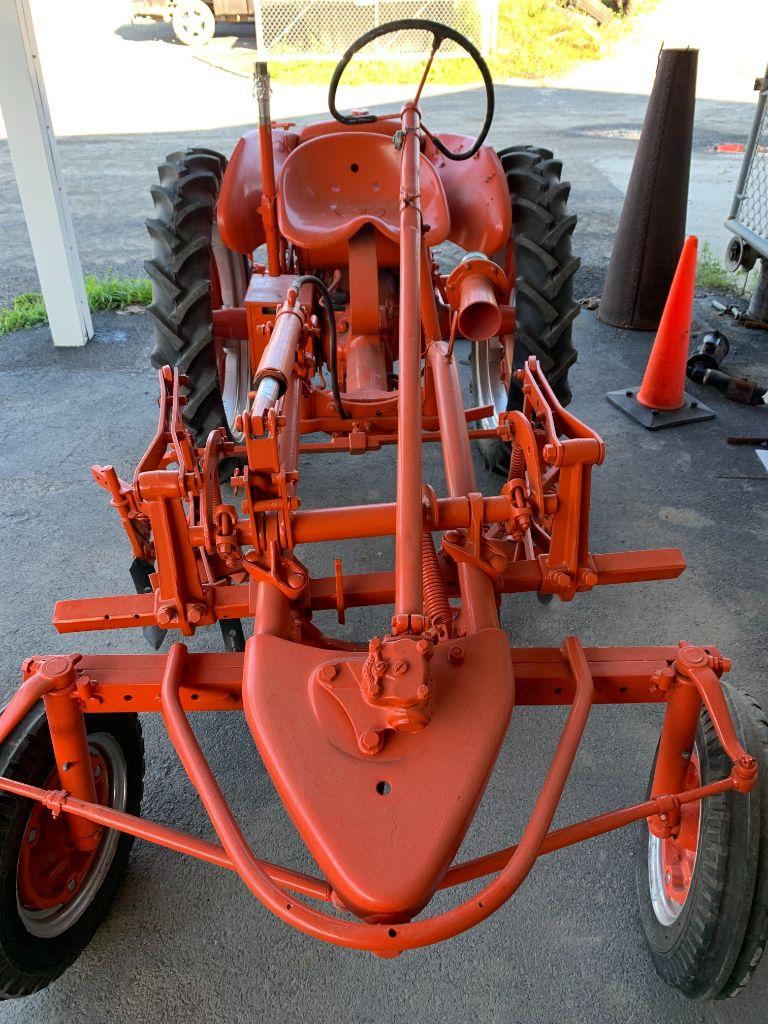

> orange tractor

[{"left": 1, "top": 20, "right": 766, "bottom": 1001}]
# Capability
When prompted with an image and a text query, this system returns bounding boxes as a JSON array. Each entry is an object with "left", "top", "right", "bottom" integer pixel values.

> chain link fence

[
  {"left": 253, "top": 1, "right": 498, "bottom": 59},
  {"left": 727, "top": 66, "right": 768, "bottom": 259}
]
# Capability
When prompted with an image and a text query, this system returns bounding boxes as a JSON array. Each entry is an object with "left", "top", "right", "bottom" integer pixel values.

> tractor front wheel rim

[
  {"left": 16, "top": 733, "right": 128, "bottom": 938},
  {"left": 647, "top": 752, "right": 701, "bottom": 925}
]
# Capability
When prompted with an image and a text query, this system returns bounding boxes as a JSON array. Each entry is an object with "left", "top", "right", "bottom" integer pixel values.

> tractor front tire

[
  {"left": 0, "top": 706, "right": 144, "bottom": 999},
  {"left": 146, "top": 148, "right": 249, "bottom": 446},
  {"left": 635, "top": 684, "right": 768, "bottom": 999}
]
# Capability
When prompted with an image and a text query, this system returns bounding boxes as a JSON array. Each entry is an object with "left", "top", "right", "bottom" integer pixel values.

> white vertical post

[
  {"left": 253, "top": 0, "right": 267, "bottom": 60},
  {"left": 0, "top": 0, "right": 92, "bottom": 347}
]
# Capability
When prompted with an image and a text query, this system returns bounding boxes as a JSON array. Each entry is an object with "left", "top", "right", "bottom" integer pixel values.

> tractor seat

[{"left": 277, "top": 132, "right": 450, "bottom": 251}]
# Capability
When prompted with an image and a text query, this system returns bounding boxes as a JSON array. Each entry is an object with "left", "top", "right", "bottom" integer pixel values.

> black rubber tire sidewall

[
  {"left": 635, "top": 685, "right": 767, "bottom": 999},
  {"left": 146, "top": 148, "right": 244, "bottom": 447},
  {"left": 501, "top": 144, "right": 579, "bottom": 413},
  {"left": 0, "top": 705, "right": 144, "bottom": 1000}
]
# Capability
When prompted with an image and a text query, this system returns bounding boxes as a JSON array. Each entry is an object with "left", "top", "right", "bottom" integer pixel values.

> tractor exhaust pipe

[{"left": 445, "top": 253, "right": 506, "bottom": 342}]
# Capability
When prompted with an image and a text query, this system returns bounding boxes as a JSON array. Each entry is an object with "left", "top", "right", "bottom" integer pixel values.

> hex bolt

[
  {"left": 319, "top": 663, "right": 338, "bottom": 683},
  {"left": 187, "top": 604, "right": 206, "bottom": 625}
]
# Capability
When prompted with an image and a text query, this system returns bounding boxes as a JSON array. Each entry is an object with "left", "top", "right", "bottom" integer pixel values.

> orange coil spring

[
  {"left": 422, "top": 533, "right": 452, "bottom": 640},
  {"left": 509, "top": 442, "right": 525, "bottom": 480}
]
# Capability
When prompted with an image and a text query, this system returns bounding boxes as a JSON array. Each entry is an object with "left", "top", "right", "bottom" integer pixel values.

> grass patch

[
  {"left": 268, "top": 0, "right": 651, "bottom": 86},
  {"left": 0, "top": 274, "right": 152, "bottom": 337},
  {"left": 696, "top": 242, "right": 736, "bottom": 290}
]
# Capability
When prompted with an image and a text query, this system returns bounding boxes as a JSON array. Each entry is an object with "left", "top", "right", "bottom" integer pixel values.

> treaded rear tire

[
  {"left": 473, "top": 145, "right": 580, "bottom": 473},
  {"left": 500, "top": 144, "right": 580, "bottom": 411},
  {"left": 146, "top": 148, "right": 245, "bottom": 446},
  {"left": 635, "top": 684, "right": 768, "bottom": 1000}
]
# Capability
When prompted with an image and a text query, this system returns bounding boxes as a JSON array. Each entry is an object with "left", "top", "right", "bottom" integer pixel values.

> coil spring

[
  {"left": 509, "top": 442, "right": 525, "bottom": 481},
  {"left": 422, "top": 533, "right": 452, "bottom": 640}
]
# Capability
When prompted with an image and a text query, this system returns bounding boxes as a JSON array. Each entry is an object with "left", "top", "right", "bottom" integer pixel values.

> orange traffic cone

[{"left": 607, "top": 236, "right": 714, "bottom": 429}]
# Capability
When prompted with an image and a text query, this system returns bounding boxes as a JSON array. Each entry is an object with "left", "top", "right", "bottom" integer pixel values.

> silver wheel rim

[
  {"left": 17, "top": 733, "right": 128, "bottom": 939},
  {"left": 647, "top": 747, "right": 701, "bottom": 926},
  {"left": 471, "top": 336, "right": 514, "bottom": 430},
  {"left": 212, "top": 228, "right": 249, "bottom": 443}
]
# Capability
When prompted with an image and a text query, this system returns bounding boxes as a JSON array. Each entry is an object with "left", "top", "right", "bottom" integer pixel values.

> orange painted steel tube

[
  {"left": 292, "top": 494, "right": 510, "bottom": 544},
  {"left": 0, "top": 670, "right": 56, "bottom": 746},
  {"left": 256, "top": 61, "right": 281, "bottom": 278},
  {"left": 439, "top": 776, "right": 737, "bottom": 890},
  {"left": 457, "top": 273, "right": 502, "bottom": 342},
  {"left": 651, "top": 676, "right": 702, "bottom": 806},
  {"left": 43, "top": 689, "right": 101, "bottom": 850},
  {"left": 157, "top": 636, "right": 593, "bottom": 951},
  {"left": 53, "top": 549, "right": 686, "bottom": 635},
  {"left": 346, "top": 335, "right": 388, "bottom": 394},
  {"left": 0, "top": 773, "right": 331, "bottom": 902},
  {"left": 393, "top": 104, "right": 424, "bottom": 628},
  {"left": 420, "top": 245, "right": 443, "bottom": 345},
  {"left": 427, "top": 341, "right": 498, "bottom": 632},
  {"left": 255, "top": 375, "right": 301, "bottom": 638}
]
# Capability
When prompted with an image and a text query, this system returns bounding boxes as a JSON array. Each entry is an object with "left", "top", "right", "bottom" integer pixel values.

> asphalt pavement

[{"left": 1, "top": 287, "right": 768, "bottom": 1023}]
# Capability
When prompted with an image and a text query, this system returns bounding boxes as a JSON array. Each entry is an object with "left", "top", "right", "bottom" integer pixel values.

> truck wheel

[
  {"left": 635, "top": 684, "right": 768, "bottom": 999},
  {"left": 0, "top": 705, "right": 144, "bottom": 999},
  {"left": 172, "top": 0, "right": 215, "bottom": 46},
  {"left": 146, "top": 148, "right": 250, "bottom": 445},
  {"left": 472, "top": 145, "right": 579, "bottom": 473}
]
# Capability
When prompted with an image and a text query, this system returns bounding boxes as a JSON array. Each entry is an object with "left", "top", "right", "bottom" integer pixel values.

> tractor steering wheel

[{"left": 328, "top": 19, "right": 495, "bottom": 162}]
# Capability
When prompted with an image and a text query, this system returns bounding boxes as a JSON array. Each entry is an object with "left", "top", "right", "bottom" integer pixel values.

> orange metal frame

[{"left": 1, "top": 99, "right": 757, "bottom": 955}]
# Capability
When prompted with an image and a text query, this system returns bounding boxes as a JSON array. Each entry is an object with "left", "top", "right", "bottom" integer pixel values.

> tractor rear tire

[
  {"left": 146, "top": 148, "right": 250, "bottom": 446},
  {"left": 635, "top": 684, "right": 768, "bottom": 1000},
  {"left": 0, "top": 705, "right": 144, "bottom": 999},
  {"left": 472, "top": 145, "right": 580, "bottom": 473}
]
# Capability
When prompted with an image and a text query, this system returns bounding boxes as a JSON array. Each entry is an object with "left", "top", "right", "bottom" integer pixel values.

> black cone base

[{"left": 607, "top": 387, "right": 714, "bottom": 430}]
